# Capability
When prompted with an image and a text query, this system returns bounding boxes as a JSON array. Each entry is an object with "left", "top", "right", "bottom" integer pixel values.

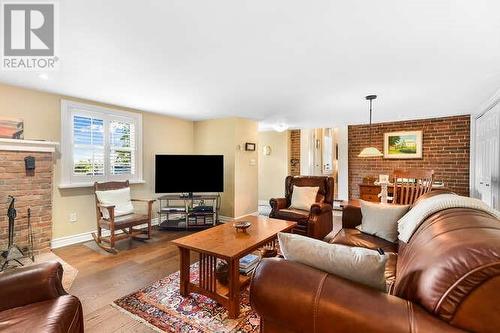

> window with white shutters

[{"left": 60, "top": 100, "right": 143, "bottom": 187}]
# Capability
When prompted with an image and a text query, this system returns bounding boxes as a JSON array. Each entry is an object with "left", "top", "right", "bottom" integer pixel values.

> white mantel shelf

[{"left": 0, "top": 138, "right": 59, "bottom": 153}]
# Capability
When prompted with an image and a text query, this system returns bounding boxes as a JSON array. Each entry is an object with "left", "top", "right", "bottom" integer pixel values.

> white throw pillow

[
  {"left": 290, "top": 186, "right": 319, "bottom": 211},
  {"left": 356, "top": 200, "right": 410, "bottom": 243},
  {"left": 95, "top": 187, "right": 134, "bottom": 219},
  {"left": 278, "top": 232, "right": 388, "bottom": 291}
]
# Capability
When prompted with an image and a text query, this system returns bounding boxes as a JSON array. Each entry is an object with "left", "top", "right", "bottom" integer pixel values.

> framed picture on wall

[
  {"left": 384, "top": 130, "right": 422, "bottom": 159},
  {"left": 0, "top": 118, "right": 24, "bottom": 139},
  {"left": 245, "top": 142, "right": 256, "bottom": 151}
]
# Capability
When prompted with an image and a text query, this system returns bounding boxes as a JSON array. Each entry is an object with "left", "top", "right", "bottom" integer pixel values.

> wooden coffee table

[{"left": 171, "top": 215, "right": 296, "bottom": 318}]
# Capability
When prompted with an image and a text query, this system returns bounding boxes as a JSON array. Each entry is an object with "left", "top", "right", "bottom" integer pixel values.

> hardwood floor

[
  {"left": 54, "top": 215, "right": 342, "bottom": 332},
  {"left": 54, "top": 230, "right": 197, "bottom": 333}
]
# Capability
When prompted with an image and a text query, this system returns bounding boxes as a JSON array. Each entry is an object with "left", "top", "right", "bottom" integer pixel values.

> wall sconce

[{"left": 262, "top": 145, "right": 272, "bottom": 156}]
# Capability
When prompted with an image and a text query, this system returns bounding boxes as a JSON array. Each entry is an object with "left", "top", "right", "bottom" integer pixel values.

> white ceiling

[{"left": 1, "top": 0, "right": 500, "bottom": 129}]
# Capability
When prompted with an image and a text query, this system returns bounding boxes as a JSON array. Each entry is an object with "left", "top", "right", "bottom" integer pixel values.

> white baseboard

[
  {"left": 52, "top": 212, "right": 258, "bottom": 249},
  {"left": 51, "top": 218, "right": 160, "bottom": 249}
]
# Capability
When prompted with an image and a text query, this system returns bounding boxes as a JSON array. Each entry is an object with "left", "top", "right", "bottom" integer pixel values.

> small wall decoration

[
  {"left": 245, "top": 142, "right": 256, "bottom": 151},
  {"left": 262, "top": 145, "right": 272, "bottom": 156},
  {"left": 0, "top": 118, "right": 24, "bottom": 139},
  {"left": 384, "top": 130, "right": 422, "bottom": 159}
]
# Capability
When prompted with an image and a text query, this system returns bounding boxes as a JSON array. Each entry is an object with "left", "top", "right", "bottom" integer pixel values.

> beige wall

[
  {"left": 0, "top": 83, "right": 194, "bottom": 239},
  {"left": 193, "top": 118, "right": 236, "bottom": 217},
  {"left": 234, "top": 118, "right": 258, "bottom": 217},
  {"left": 194, "top": 117, "right": 258, "bottom": 218},
  {"left": 258, "top": 131, "right": 289, "bottom": 202}
]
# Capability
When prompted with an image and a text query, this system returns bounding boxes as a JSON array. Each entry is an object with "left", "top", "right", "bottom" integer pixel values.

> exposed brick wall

[
  {"left": 348, "top": 115, "right": 470, "bottom": 198},
  {"left": 289, "top": 130, "right": 301, "bottom": 176},
  {"left": 0, "top": 151, "right": 53, "bottom": 255}
]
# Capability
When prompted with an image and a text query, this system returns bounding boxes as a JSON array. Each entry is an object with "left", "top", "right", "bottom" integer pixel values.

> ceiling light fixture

[
  {"left": 358, "top": 94, "right": 383, "bottom": 157},
  {"left": 273, "top": 123, "right": 288, "bottom": 132}
]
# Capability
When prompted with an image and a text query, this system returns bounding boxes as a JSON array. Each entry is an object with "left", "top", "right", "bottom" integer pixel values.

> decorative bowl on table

[{"left": 233, "top": 221, "right": 251, "bottom": 232}]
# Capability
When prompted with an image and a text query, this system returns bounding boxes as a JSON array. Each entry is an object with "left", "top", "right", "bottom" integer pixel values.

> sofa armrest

[
  {"left": 0, "top": 261, "right": 67, "bottom": 312},
  {"left": 250, "top": 258, "right": 465, "bottom": 333},
  {"left": 342, "top": 203, "right": 362, "bottom": 228},
  {"left": 269, "top": 197, "right": 288, "bottom": 210}
]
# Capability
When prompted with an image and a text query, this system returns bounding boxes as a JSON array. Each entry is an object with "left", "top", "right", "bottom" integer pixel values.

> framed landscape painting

[
  {"left": 384, "top": 130, "right": 422, "bottom": 159},
  {"left": 0, "top": 118, "right": 24, "bottom": 139}
]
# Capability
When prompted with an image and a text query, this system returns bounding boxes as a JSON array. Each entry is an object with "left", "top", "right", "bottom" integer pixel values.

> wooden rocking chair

[{"left": 93, "top": 180, "right": 154, "bottom": 254}]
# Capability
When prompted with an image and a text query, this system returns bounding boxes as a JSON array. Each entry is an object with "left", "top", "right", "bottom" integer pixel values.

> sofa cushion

[
  {"left": 0, "top": 295, "right": 83, "bottom": 333},
  {"left": 279, "top": 232, "right": 388, "bottom": 291},
  {"left": 357, "top": 200, "right": 409, "bottom": 242},
  {"left": 331, "top": 228, "right": 398, "bottom": 292},
  {"left": 330, "top": 228, "right": 398, "bottom": 253}
]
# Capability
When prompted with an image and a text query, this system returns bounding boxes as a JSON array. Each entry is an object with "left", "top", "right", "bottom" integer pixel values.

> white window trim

[{"left": 59, "top": 100, "right": 144, "bottom": 188}]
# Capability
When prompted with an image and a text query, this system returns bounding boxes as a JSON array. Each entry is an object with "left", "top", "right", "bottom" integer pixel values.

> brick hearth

[{"left": 0, "top": 148, "right": 55, "bottom": 255}]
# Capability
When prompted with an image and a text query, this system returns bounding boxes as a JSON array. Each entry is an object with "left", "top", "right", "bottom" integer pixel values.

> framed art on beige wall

[
  {"left": 0, "top": 118, "right": 24, "bottom": 139},
  {"left": 384, "top": 130, "right": 422, "bottom": 159}
]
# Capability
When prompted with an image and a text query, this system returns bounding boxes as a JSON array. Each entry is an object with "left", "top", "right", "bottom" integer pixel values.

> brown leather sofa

[
  {"left": 251, "top": 190, "right": 500, "bottom": 333},
  {"left": 269, "top": 176, "right": 334, "bottom": 239},
  {"left": 0, "top": 261, "right": 84, "bottom": 332}
]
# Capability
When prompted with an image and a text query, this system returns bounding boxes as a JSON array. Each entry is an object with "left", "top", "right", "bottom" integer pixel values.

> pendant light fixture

[{"left": 358, "top": 95, "right": 383, "bottom": 157}]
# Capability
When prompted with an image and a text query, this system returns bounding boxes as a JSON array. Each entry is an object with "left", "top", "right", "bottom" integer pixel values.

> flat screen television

[{"left": 155, "top": 154, "right": 224, "bottom": 194}]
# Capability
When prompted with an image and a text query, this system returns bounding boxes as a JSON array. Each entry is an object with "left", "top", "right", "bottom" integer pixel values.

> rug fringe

[{"left": 111, "top": 302, "right": 166, "bottom": 333}]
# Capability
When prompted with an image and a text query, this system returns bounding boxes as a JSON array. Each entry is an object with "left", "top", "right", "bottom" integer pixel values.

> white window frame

[{"left": 59, "top": 100, "right": 144, "bottom": 188}]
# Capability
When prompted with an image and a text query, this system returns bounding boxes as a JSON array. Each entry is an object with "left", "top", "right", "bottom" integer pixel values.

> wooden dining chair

[
  {"left": 93, "top": 180, "right": 154, "bottom": 254},
  {"left": 392, "top": 169, "right": 435, "bottom": 205}
]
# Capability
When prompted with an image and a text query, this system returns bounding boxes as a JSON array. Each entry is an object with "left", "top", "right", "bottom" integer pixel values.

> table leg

[
  {"left": 227, "top": 258, "right": 240, "bottom": 318},
  {"left": 179, "top": 247, "right": 190, "bottom": 297}
]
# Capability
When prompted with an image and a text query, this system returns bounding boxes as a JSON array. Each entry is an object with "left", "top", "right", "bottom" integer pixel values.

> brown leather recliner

[
  {"left": 251, "top": 190, "right": 500, "bottom": 333},
  {"left": 269, "top": 176, "right": 334, "bottom": 239},
  {"left": 0, "top": 261, "right": 84, "bottom": 333}
]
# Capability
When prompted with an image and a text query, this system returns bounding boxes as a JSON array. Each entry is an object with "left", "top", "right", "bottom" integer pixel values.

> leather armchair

[
  {"left": 0, "top": 261, "right": 84, "bottom": 332},
  {"left": 269, "top": 176, "right": 334, "bottom": 239}
]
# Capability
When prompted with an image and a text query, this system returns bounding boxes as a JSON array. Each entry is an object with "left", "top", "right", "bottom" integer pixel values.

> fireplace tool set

[{"left": 1, "top": 196, "right": 34, "bottom": 272}]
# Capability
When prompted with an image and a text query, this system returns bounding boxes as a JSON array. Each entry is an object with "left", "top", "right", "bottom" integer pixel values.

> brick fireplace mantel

[{"left": 0, "top": 139, "right": 59, "bottom": 256}]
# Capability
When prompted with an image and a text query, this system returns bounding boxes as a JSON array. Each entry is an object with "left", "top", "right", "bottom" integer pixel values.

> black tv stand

[{"left": 157, "top": 194, "right": 220, "bottom": 231}]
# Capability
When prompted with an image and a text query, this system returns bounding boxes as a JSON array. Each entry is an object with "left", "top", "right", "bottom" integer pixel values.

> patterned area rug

[{"left": 113, "top": 262, "right": 260, "bottom": 333}]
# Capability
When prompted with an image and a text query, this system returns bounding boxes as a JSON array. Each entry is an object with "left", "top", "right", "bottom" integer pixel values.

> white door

[{"left": 475, "top": 104, "right": 500, "bottom": 209}]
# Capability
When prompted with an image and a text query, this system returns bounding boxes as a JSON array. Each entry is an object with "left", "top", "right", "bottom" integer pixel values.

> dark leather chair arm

[
  {"left": 250, "top": 258, "right": 465, "bottom": 333},
  {"left": 342, "top": 204, "right": 362, "bottom": 228},
  {"left": 269, "top": 198, "right": 288, "bottom": 210},
  {"left": 310, "top": 202, "right": 332, "bottom": 215},
  {"left": 0, "top": 261, "right": 67, "bottom": 312},
  {"left": 269, "top": 197, "right": 288, "bottom": 210},
  {"left": 308, "top": 203, "right": 333, "bottom": 239}
]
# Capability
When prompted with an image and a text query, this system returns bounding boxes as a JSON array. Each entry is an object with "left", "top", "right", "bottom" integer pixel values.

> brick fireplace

[{"left": 0, "top": 139, "right": 58, "bottom": 256}]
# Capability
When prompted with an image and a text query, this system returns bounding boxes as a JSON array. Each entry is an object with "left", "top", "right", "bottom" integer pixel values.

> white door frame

[{"left": 470, "top": 88, "right": 500, "bottom": 199}]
